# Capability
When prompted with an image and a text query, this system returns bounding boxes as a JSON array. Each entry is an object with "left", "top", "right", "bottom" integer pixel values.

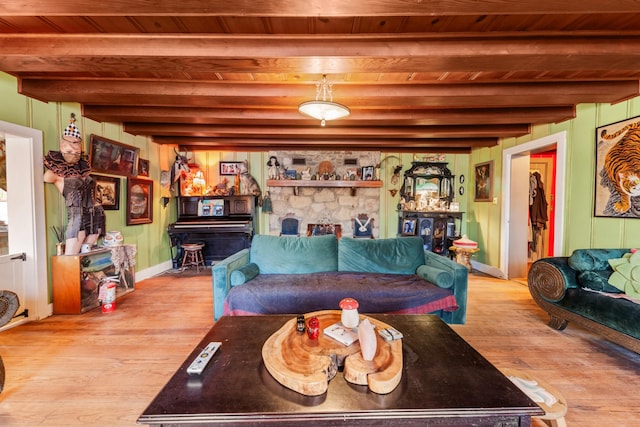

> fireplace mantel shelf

[{"left": 267, "top": 179, "right": 382, "bottom": 196}]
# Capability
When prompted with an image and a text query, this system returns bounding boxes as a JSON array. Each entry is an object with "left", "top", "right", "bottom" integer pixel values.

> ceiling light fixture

[{"left": 298, "top": 75, "right": 350, "bottom": 126}]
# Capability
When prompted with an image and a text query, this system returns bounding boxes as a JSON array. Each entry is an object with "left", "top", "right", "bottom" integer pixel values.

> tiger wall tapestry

[{"left": 595, "top": 116, "right": 640, "bottom": 218}]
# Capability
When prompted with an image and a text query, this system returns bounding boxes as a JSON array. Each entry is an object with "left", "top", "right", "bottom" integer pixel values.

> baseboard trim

[{"left": 136, "top": 260, "right": 174, "bottom": 282}]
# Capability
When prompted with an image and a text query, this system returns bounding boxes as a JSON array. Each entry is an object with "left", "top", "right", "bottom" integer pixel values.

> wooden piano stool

[{"left": 181, "top": 243, "right": 206, "bottom": 272}]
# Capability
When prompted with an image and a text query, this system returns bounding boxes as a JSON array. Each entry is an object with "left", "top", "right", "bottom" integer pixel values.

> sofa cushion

[
  {"left": 223, "top": 272, "right": 458, "bottom": 316},
  {"left": 577, "top": 270, "right": 622, "bottom": 293},
  {"left": 568, "top": 249, "right": 630, "bottom": 272},
  {"left": 250, "top": 234, "right": 338, "bottom": 274},
  {"left": 230, "top": 262, "right": 260, "bottom": 287},
  {"left": 416, "top": 265, "right": 453, "bottom": 289},
  {"left": 338, "top": 237, "right": 424, "bottom": 274}
]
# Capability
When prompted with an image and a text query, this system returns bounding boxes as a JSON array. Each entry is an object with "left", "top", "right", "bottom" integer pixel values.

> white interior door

[
  {"left": 0, "top": 121, "right": 48, "bottom": 331},
  {"left": 500, "top": 131, "right": 566, "bottom": 279},
  {"left": 507, "top": 154, "right": 530, "bottom": 279}
]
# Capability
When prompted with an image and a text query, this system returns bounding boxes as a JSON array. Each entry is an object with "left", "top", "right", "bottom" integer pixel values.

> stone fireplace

[{"left": 265, "top": 151, "right": 381, "bottom": 237}]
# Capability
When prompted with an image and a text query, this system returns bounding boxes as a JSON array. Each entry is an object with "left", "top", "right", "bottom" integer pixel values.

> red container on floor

[{"left": 102, "top": 283, "right": 117, "bottom": 313}]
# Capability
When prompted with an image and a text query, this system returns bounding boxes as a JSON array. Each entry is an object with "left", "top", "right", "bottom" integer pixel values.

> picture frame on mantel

[
  {"left": 474, "top": 161, "right": 493, "bottom": 202},
  {"left": 594, "top": 115, "right": 640, "bottom": 218},
  {"left": 89, "top": 134, "right": 139, "bottom": 177},
  {"left": 126, "top": 177, "right": 153, "bottom": 225}
]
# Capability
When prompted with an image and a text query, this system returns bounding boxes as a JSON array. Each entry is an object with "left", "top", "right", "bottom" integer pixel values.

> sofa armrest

[
  {"left": 528, "top": 257, "right": 578, "bottom": 304},
  {"left": 211, "top": 249, "right": 250, "bottom": 320},
  {"left": 424, "top": 250, "right": 468, "bottom": 324}
]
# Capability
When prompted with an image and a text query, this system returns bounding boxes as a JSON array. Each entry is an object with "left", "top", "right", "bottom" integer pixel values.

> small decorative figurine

[
  {"left": 267, "top": 156, "right": 280, "bottom": 180},
  {"left": 307, "top": 316, "right": 320, "bottom": 340},
  {"left": 340, "top": 297, "right": 360, "bottom": 329},
  {"left": 296, "top": 315, "right": 305, "bottom": 333}
]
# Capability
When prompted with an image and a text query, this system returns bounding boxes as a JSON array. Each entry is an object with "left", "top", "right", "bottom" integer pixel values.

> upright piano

[{"left": 168, "top": 195, "right": 256, "bottom": 268}]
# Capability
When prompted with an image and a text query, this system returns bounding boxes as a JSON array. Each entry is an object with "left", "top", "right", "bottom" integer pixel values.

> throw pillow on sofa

[
  {"left": 250, "top": 234, "right": 338, "bottom": 274},
  {"left": 416, "top": 265, "right": 454, "bottom": 289},
  {"left": 568, "top": 249, "right": 629, "bottom": 271},
  {"left": 230, "top": 263, "right": 260, "bottom": 287},
  {"left": 338, "top": 237, "right": 425, "bottom": 274},
  {"left": 577, "top": 270, "right": 622, "bottom": 294}
]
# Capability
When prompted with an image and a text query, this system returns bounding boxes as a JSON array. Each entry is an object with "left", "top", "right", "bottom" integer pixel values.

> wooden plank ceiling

[{"left": 2, "top": 1, "right": 640, "bottom": 152}]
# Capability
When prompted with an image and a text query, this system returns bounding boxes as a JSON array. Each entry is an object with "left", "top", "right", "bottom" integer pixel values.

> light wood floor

[{"left": 1, "top": 270, "right": 639, "bottom": 426}]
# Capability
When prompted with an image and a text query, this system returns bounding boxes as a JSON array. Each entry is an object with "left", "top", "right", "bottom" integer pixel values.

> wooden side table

[{"left": 449, "top": 246, "right": 480, "bottom": 272}]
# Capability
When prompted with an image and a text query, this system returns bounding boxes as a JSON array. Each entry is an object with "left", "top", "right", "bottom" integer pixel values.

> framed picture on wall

[
  {"left": 219, "top": 161, "right": 243, "bottom": 176},
  {"left": 138, "top": 158, "right": 149, "bottom": 177},
  {"left": 89, "top": 134, "right": 139, "bottom": 177},
  {"left": 474, "top": 161, "right": 493, "bottom": 202},
  {"left": 126, "top": 177, "right": 153, "bottom": 225},
  {"left": 92, "top": 174, "right": 120, "bottom": 210},
  {"left": 595, "top": 115, "right": 640, "bottom": 218}
]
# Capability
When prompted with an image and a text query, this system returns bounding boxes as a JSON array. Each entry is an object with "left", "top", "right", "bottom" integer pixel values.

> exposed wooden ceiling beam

[
  {"left": 124, "top": 123, "right": 530, "bottom": 138},
  {"left": 152, "top": 136, "right": 497, "bottom": 152},
  {"left": 20, "top": 79, "right": 639, "bottom": 108},
  {"left": 4, "top": 0, "right": 640, "bottom": 16},
  {"left": 4, "top": 34, "right": 640, "bottom": 74},
  {"left": 178, "top": 144, "right": 475, "bottom": 153},
  {"left": 20, "top": 79, "right": 637, "bottom": 98},
  {"left": 82, "top": 105, "right": 576, "bottom": 125}
]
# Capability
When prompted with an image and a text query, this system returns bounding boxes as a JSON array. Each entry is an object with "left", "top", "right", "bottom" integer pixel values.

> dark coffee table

[{"left": 138, "top": 314, "right": 543, "bottom": 426}]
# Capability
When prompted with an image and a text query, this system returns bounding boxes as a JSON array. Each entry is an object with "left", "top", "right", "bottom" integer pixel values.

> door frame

[
  {"left": 0, "top": 120, "right": 49, "bottom": 330},
  {"left": 499, "top": 131, "right": 566, "bottom": 279}
]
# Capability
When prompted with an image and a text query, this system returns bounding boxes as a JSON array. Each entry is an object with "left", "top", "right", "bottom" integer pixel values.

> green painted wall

[
  {"left": 468, "top": 100, "right": 640, "bottom": 269},
  {"left": 1, "top": 73, "right": 173, "bottom": 300},
  {"left": 6, "top": 69, "right": 637, "bottom": 283}
]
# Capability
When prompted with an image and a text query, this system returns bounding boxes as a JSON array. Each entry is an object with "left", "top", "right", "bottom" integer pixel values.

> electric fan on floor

[{"left": 0, "top": 290, "right": 21, "bottom": 393}]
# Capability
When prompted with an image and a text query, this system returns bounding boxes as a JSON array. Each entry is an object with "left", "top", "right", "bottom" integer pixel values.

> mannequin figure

[{"left": 43, "top": 114, "right": 105, "bottom": 255}]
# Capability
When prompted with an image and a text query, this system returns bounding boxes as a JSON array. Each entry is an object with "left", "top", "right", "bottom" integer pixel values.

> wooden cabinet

[
  {"left": 51, "top": 248, "right": 135, "bottom": 314},
  {"left": 400, "top": 162, "right": 455, "bottom": 209}
]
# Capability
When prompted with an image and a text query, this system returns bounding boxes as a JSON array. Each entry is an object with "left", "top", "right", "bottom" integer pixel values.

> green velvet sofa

[
  {"left": 212, "top": 235, "right": 468, "bottom": 324},
  {"left": 528, "top": 248, "right": 640, "bottom": 353}
]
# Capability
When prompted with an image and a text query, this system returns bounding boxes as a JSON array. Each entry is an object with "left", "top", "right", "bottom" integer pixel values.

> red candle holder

[{"left": 307, "top": 316, "right": 320, "bottom": 340}]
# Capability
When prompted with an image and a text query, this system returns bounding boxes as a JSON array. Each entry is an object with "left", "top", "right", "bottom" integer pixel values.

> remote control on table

[{"left": 186, "top": 342, "right": 221, "bottom": 375}]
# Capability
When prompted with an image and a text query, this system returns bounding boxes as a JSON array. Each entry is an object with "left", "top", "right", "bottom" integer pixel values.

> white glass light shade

[
  {"left": 298, "top": 100, "right": 351, "bottom": 122},
  {"left": 298, "top": 75, "right": 351, "bottom": 126}
]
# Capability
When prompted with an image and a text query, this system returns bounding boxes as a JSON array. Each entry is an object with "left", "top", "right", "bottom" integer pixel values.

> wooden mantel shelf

[{"left": 267, "top": 179, "right": 382, "bottom": 196}]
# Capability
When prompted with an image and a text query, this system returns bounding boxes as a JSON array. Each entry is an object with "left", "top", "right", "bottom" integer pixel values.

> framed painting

[
  {"left": 126, "top": 177, "right": 153, "bottom": 225},
  {"left": 595, "top": 115, "right": 640, "bottom": 218},
  {"left": 219, "top": 161, "right": 243, "bottom": 176},
  {"left": 474, "top": 161, "right": 493, "bottom": 202},
  {"left": 401, "top": 218, "right": 417, "bottom": 236},
  {"left": 89, "top": 134, "right": 139, "bottom": 177},
  {"left": 138, "top": 158, "right": 149, "bottom": 177},
  {"left": 92, "top": 174, "right": 120, "bottom": 210}
]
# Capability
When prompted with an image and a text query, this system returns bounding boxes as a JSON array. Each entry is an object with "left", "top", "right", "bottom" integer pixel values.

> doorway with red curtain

[{"left": 529, "top": 151, "right": 556, "bottom": 260}]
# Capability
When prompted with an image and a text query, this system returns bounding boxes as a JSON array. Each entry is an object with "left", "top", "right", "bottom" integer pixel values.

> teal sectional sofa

[
  {"left": 528, "top": 248, "right": 640, "bottom": 353},
  {"left": 212, "top": 235, "right": 468, "bottom": 324}
]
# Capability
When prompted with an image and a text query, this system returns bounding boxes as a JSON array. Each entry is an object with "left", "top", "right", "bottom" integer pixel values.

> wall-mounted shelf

[{"left": 267, "top": 179, "right": 382, "bottom": 196}]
